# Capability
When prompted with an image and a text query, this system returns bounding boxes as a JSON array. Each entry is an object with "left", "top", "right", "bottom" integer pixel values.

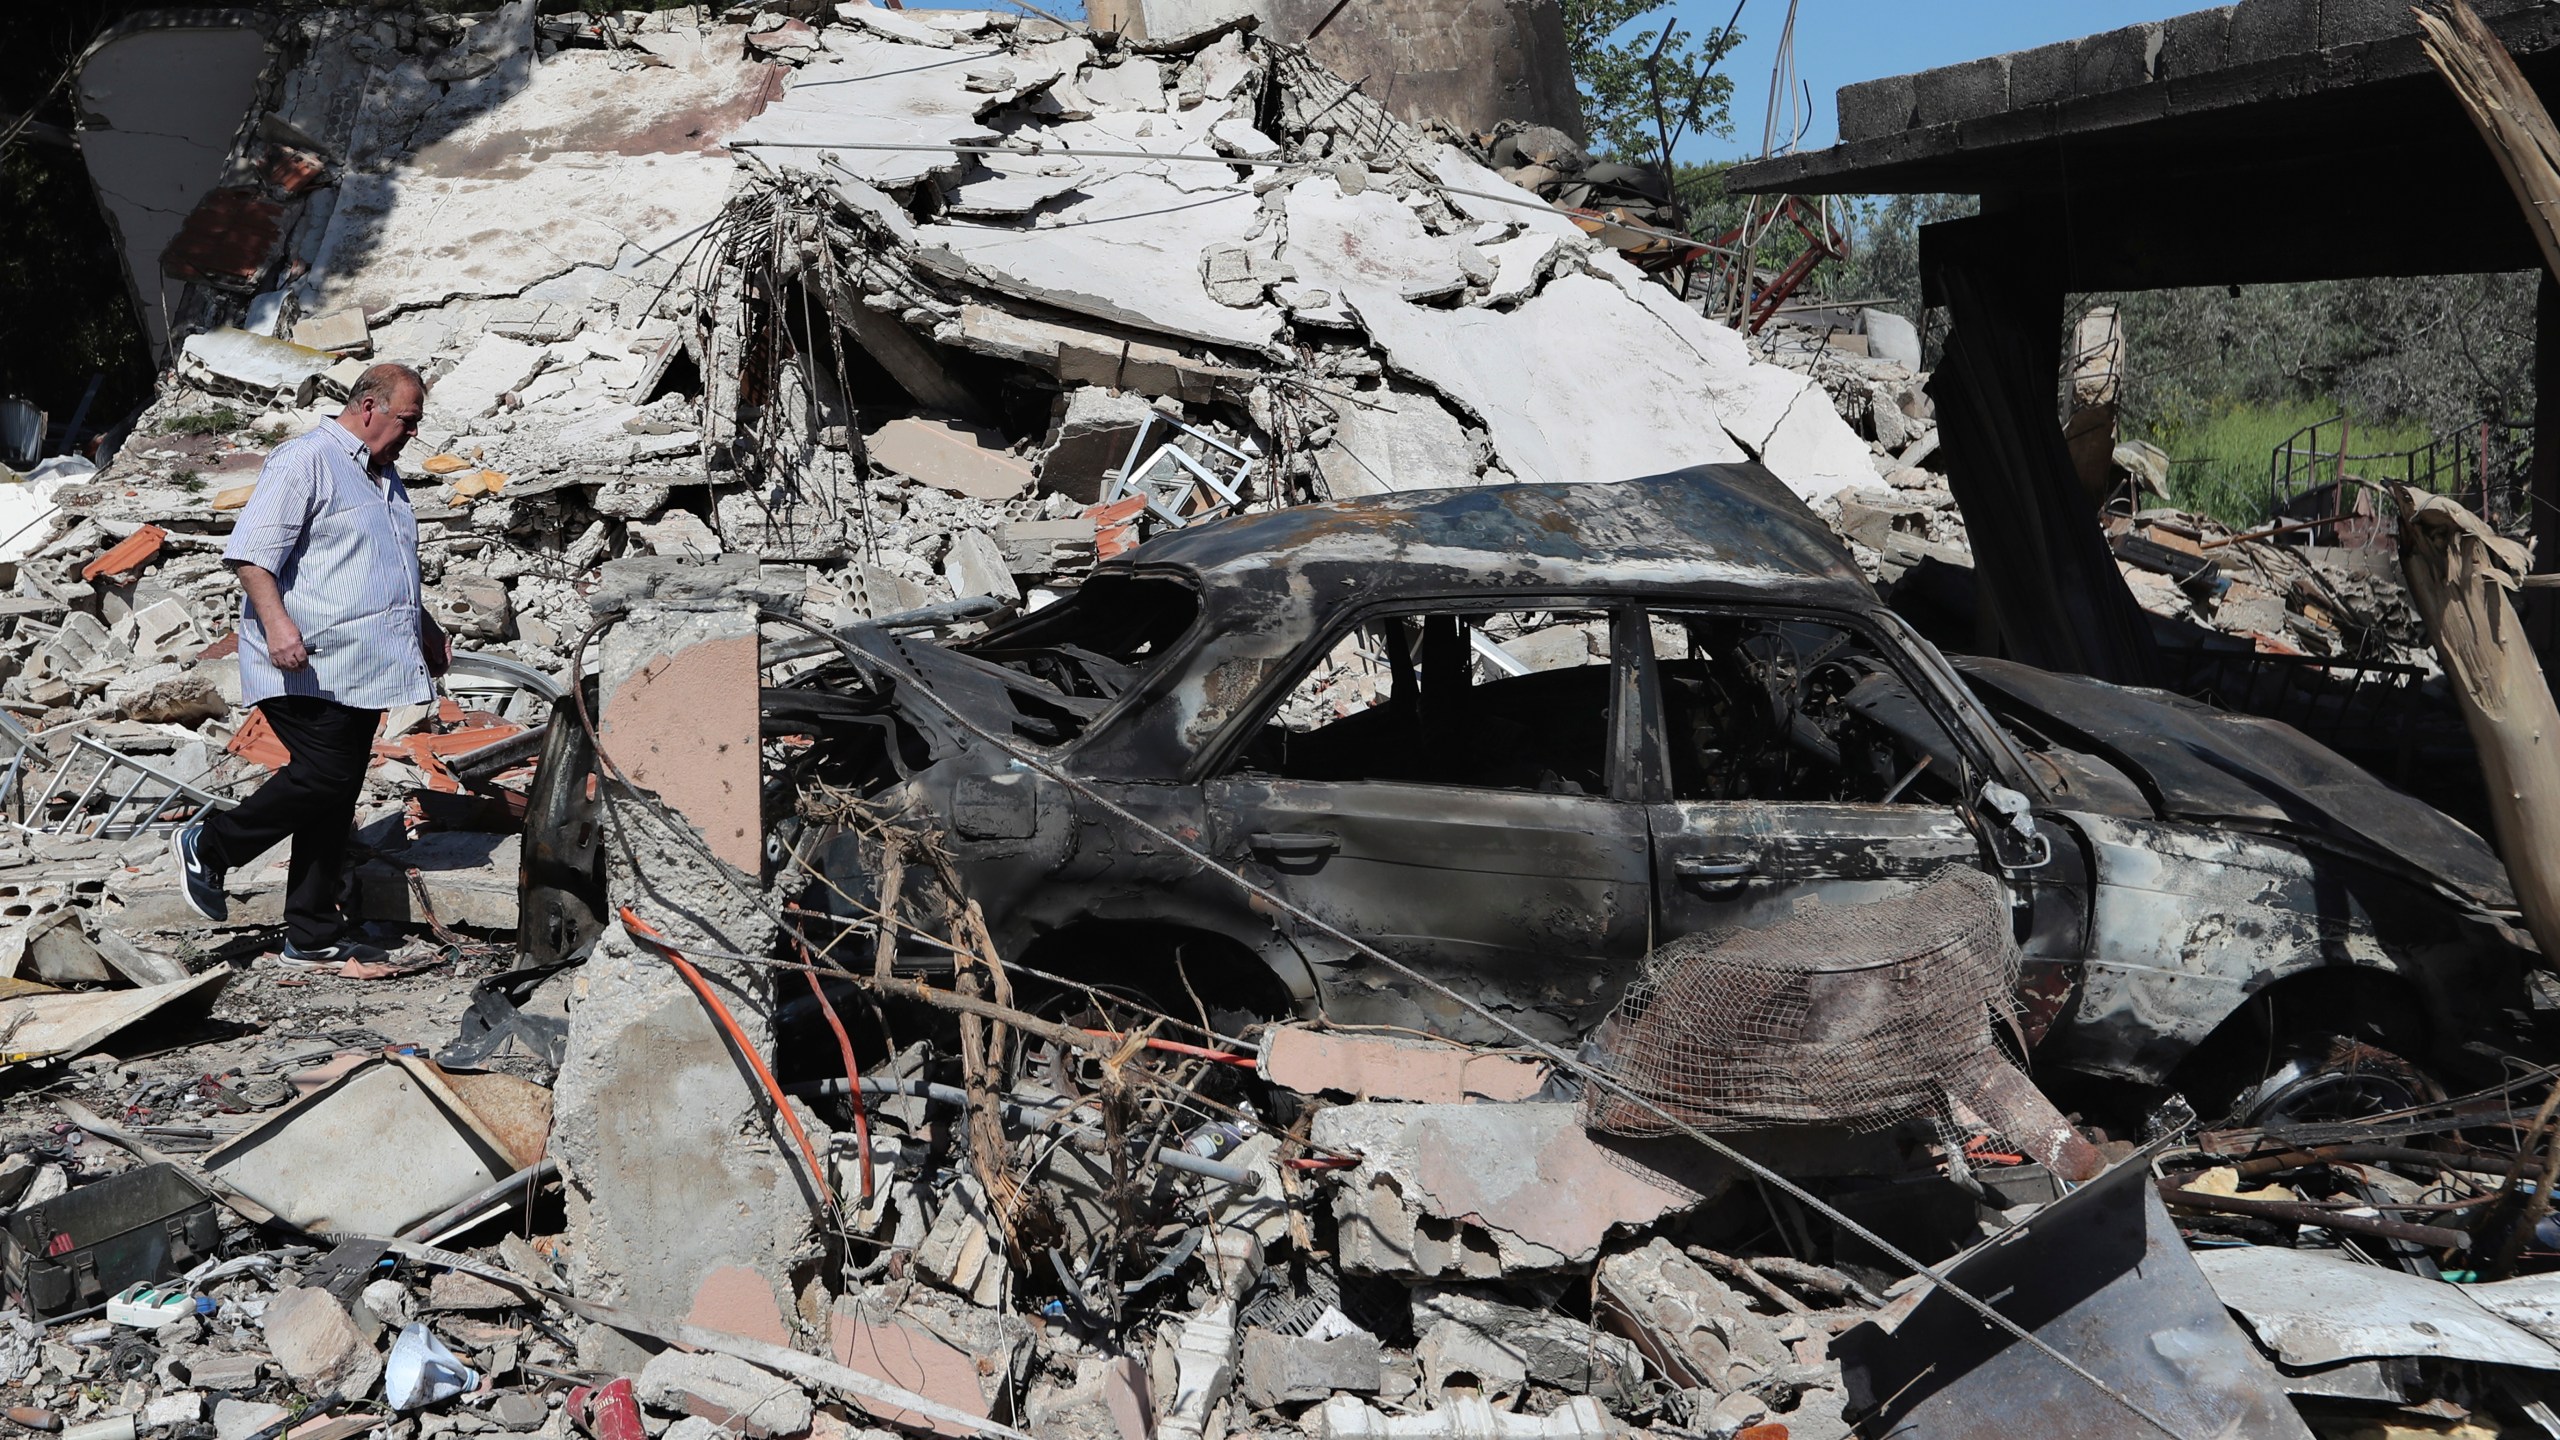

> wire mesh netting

[{"left": 1584, "top": 868, "right": 2021, "bottom": 1136}]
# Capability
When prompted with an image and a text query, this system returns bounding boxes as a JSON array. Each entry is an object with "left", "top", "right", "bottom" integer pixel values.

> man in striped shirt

[{"left": 174, "top": 364, "right": 451, "bottom": 963}]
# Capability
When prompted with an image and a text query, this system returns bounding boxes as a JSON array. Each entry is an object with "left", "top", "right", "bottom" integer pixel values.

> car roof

[{"left": 1104, "top": 465, "right": 1877, "bottom": 615}]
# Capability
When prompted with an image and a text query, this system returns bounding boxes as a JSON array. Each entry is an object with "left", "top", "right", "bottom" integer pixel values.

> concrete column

[{"left": 551, "top": 588, "right": 823, "bottom": 1371}]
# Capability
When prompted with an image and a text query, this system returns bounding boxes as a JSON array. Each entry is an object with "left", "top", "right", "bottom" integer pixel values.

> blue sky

[{"left": 1687, "top": 0, "right": 2202, "bottom": 161}]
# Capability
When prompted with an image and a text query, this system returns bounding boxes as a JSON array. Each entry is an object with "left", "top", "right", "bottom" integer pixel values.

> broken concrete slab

[
  {"left": 1310, "top": 384, "right": 1483, "bottom": 499},
  {"left": 1411, "top": 1289, "right": 1642, "bottom": 1404},
  {"left": 868, "top": 418, "right": 1037, "bottom": 500},
  {"left": 733, "top": 31, "right": 1003, "bottom": 190},
  {"left": 1314, "top": 1102, "right": 1725, "bottom": 1277},
  {"left": 1347, "top": 274, "right": 1757, "bottom": 492},
  {"left": 1283, "top": 176, "right": 1473, "bottom": 304},
  {"left": 176, "top": 330, "right": 335, "bottom": 402},
  {"left": 291, "top": 310, "right": 371, "bottom": 355},
  {"left": 1260, "top": 1027, "right": 1544, "bottom": 1104},
  {"left": 636, "top": 1350, "right": 813, "bottom": 1439},
  {"left": 941, "top": 529, "right": 1021, "bottom": 603},
  {"left": 1240, "top": 1328, "right": 1381, "bottom": 1408},
  {"left": 917, "top": 172, "right": 1286, "bottom": 356},
  {"left": 426, "top": 334, "right": 546, "bottom": 431}
]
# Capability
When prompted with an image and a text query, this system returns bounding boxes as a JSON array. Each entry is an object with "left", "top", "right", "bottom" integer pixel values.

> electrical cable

[{"left": 618, "top": 905, "right": 839, "bottom": 1214}]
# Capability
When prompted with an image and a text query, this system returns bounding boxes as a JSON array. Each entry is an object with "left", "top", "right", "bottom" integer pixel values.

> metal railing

[{"left": 2268, "top": 414, "right": 2534, "bottom": 544}]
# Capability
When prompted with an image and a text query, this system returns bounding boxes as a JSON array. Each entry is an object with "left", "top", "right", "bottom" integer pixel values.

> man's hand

[
  {"left": 268, "top": 618, "right": 310, "bottom": 671},
  {"left": 422, "top": 615, "right": 452, "bottom": 678}
]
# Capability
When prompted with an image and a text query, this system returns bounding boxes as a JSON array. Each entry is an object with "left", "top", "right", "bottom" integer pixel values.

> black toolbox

[{"left": 4, "top": 1164, "right": 220, "bottom": 1318}]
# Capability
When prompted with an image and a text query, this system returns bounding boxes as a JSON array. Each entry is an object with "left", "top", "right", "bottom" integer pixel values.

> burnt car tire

[{"left": 2235, "top": 1035, "right": 2444, "bottom": 1129}]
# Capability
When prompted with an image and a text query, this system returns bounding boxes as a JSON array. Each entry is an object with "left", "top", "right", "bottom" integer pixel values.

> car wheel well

[
  {"left": 1013, "top": 922, "right": 1298, "bottom": 1030},
  {"left": 2171, "top": 966, "right": 2436, "bottom": 1122}
]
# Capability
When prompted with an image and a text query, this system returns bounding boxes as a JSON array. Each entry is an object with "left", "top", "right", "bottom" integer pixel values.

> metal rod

[
  {"left": 397, "top": 1159, "right": 559, "bottom": 1243},
  {"left": 2160, "top": 1183, "right": 2472, "bottom": 1248}
]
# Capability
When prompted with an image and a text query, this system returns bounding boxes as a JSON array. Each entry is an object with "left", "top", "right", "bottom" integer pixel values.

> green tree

[{"left": 1561, "top": 0, "right": 1743, "bottom": 182}]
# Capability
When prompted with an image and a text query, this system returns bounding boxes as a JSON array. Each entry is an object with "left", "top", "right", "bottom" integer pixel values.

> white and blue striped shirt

[{"left": 224, "top": 419, "right": 433, "bottom": 711}]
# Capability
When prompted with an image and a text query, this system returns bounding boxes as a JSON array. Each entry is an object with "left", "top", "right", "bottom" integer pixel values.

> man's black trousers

[{"left": 196, "top": 696, "right": 381, "bottom": 949}]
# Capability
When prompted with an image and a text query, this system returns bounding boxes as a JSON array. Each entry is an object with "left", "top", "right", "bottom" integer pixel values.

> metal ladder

[{"left": 0, "top": 711, "right": 234, "bottom": 840}]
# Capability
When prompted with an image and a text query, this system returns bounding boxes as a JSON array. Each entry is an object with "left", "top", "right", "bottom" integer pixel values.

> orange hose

[
  {"left": 803, "top": 959, "right": 875, "bottom": 1202},
  {"left": 619, "top": 907, "right": 839, "bottom": 1213}
]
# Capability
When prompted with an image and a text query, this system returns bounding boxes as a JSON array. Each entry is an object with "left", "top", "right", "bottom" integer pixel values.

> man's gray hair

[{"left": 347, "top": 363, "right": 425, "bottom": 408}]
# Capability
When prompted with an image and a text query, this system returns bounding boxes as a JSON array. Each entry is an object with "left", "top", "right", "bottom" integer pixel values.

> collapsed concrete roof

[{"left": 73, "top": 0, "right": 1877, "bottom": 678}]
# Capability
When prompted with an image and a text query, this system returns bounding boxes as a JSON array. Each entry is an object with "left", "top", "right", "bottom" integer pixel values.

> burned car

[{"left": 526, "top": 467, "right": 2539, "bottom": 1112}]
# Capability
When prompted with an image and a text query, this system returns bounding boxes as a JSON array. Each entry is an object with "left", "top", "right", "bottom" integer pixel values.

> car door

[
  {"left": 1639, "top": 607, "right": 1989, "bottom": 942},
  {"left": 1201, "top": 605, "right": 1654, "bottom": 1043}
]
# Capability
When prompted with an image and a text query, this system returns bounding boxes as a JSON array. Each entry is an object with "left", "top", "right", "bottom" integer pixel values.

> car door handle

[
  {"left": 1251, "top": 832, "right": 1340, "bottom": 858},
  {"left": 1674, "top": 856, "right": 1757, "bottom": 888}
]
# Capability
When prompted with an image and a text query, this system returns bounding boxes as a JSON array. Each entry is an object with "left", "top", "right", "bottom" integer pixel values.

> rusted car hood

[{"left": 1954, "top": 657, "right": 2517, "bottom": 912}]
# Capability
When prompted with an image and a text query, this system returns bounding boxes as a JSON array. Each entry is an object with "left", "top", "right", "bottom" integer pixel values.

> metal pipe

[
  {"left": 2159, "top": 1183, "right": 2472, "bottom": 1249},
  {"left": 396, "top": 1159, "right": 559, "bottom": 1243}
]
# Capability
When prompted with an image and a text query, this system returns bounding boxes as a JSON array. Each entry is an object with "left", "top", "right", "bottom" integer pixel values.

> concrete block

[
  {"left": 598, "top": 604, "right": 760, "bottom": 874},
  {"left": 997, "top": 517, "right": 1097, "bottom": 578},
  {"left": 213, "top": 1400, "right": 290, "bottom": 1440},
  {"left": 143, "top": 1393, "right": 204, "bottom": 1429},
  {"left": 1909, "top": 54, "right": 2009, "bottom": 128},
  {"left": 1038, "top": 388, "right": 1153, "bottom": 503},
  {"left": 2227, "top": 0, "right": 2317, "bottom": 66},
  {"left": 1594, "top": 1239, "right": 1789, "bottom": 1394},
  {"left": 182, "top": 1352, "right": 266, "bottom": 1391},
  {"left": 2322, "top": 0, "right": 2419, "bottom": 47},
  {"left": 2003, "top": 42, "right": 2076, "bottom": 110},
  {"left": 1834, "top": 73, "right": 1915, "bottom": 143},
  {"left": 869, "top": 417, "right": 1037, "bottom": 500},
  {"left": 635, "top": 1351, "right": 812, "bottom": 1439},
  {"left": 291, "top": 310, "right": 371, "bottom": 355},
  {"left": 2073, "top": 22, "right": 2165, "bottom": 92},
  {"left": 1409, "top": 1290, "right": 1643, "bottom": 1405},
  {"left": 1314, "top": 1103, "right": 1727, "bottom": 1277},
  {"left": 491, "top": 1392, "right": 548, "bottom": 1431},
  {"left": 261, "top": 1287, "right": 383, "bottom": 1399},
  {"left": 1239, "top": 1328, "right": 1382, "bottom": 1407}
]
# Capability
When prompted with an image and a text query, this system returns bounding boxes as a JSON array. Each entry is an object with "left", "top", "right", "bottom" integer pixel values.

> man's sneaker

[
  {"left": 279, "top": 934, "right": 395, "bottom": 966},
  {"left": 280, "top": 936, "right": 393, "bottom": 966},
  {"left": 173, "top": 822, "right": 227, "bottom": 922}
]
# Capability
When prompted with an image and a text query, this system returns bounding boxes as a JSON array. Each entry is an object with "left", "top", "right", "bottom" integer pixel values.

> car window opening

[
  {"left": 959, "top": 576, "right": 1202, "bottom": 740},
  {"left": 1651, "top": 612, "right": 1962, "bottom": 806},
  {"left": 1235, "top": 609, "right": 1615, "bottom": 794}
]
